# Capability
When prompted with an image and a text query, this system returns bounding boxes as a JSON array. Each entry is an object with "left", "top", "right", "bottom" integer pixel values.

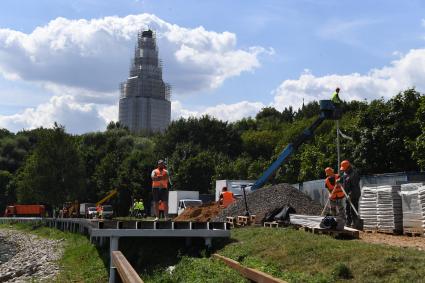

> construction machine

[
  {"left": 250, "top": 100, "right": 341, "bottom": 191},
  {"left": 96, "top": 189, "right": 118, "bottom": 207},
  {"left": 60, "top": 200, "right": 79, "bottom": 218}
]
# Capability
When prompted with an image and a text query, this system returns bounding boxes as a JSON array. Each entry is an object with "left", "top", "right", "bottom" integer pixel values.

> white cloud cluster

[
  {"left": 171, "top": 100, "right": 264, "bottom": 122},
  {"left": 0, "top": 95, "right": 106, "bottom": 134},
  {"left": 0, "top": 14, "right": 269, "bottom": 132},
  {"left": 272, "top": 48, "right": 425, "bottom": 110},
  {"left": 0, "top": 14, "right": 266, "bottom": 95}
]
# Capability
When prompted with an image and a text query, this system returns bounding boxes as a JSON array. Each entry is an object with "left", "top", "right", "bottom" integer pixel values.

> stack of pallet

[
  {"left": 360, "top": 185, "right": 402, "bottom": 233},
  {"left": 359, "top": 186, "right": 378, "bottom": 231},
  {"left": 401, "top": 183, "right": 423, "bottom": 234}
]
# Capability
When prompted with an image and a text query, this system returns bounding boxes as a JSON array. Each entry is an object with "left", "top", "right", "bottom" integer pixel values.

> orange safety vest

[
  {"left": 152, "top": 168, "right": 168, "bottom": 189},
  {"left": 159, "top": 201, "right": 165, "bottom": 211},
  {"left": 221, "top": 191, "right": 235, "bottom": 208},
  {"left": 325, "top": 174, "right": 345, "bottom": 200}
]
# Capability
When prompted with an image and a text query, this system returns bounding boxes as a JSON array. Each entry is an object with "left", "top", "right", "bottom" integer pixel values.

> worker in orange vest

[
  {"left": 219, "top": 187, "right": 235, "bottom": 208},
  {"left": 324, "top": 167, "right": 345, "bottom": 220},
  {"left": 158, "top": 200, "right": 165, "bottom": 219},
  {"left": 151, "top": 160, "right": 169, "bottom": 221}
]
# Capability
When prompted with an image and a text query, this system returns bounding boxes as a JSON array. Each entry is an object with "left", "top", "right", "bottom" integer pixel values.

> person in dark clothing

[{"left": 340, "top": 160, "right": 361, "bottom": 228}]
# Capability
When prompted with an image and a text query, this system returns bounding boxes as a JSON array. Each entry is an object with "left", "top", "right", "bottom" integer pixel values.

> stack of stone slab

[
  {"left": 359, "top": 186, "right": 378, "bottom": 231},
  {"left": 360, "top": 185, "right": 403, "bottom": 233},
  {"left": 376, "top": 185, "right": 403, "bottom": 233},
  {"left": 419, "top": 186, "right": 425, "bottom": 233},
  {"left": 400, "top": 183, "right": 423, "bottom": 233}
]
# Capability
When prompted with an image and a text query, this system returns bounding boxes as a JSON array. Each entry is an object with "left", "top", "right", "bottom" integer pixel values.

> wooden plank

[
  {"left": 112, "top": 251, "right": 143, "bottom": 283},
  {"left": 213, "top": 254, "right": 287, "bottom": 283}
]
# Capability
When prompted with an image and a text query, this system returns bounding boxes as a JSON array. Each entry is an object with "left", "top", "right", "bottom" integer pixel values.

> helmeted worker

[
  {"left": 324, "top": 167, "right": 345, "bottom": 220},
  {"left": 219, "top": 187, "right": 235, "bottom": 208},
  {"left": 134, "top": 199, "right": 145, "bottom": 217},
  {"left": 340, "top": 160, "right": 361, "bottom": 228},
  {"left": 331, "top": 87, "right": 342, "bottom": 104},
  {"left": 151, "top": 160, "right": 169, "bottom": 221}
]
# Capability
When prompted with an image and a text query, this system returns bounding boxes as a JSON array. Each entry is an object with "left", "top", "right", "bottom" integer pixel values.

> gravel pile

[
  {"left": 215, "top": 183, "right": 322, "bottom": 223},
  {"left": 0, "top": 229, "right": 63, "bottom": 282}
]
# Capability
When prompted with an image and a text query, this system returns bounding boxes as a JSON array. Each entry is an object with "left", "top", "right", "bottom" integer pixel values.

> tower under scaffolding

[{"left": 119, "top": 29, "right": 171, "bottom": 133}]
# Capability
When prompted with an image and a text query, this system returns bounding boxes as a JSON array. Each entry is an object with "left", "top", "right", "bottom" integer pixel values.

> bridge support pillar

[
  {"left": 204, "top": 237, "right": 212, "bottom": 249},
  {"left": 109, "top": 236, "right": 119, "bottom": 283}
]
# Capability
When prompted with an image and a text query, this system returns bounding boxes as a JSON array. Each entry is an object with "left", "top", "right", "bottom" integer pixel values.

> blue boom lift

[{"left": 250, "top": 100, "right": 341, "bottom": 191}]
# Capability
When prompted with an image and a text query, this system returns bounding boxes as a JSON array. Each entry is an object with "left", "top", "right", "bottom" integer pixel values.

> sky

[{"left": 1, "top": 0, "right": 425, "bottom": 133}]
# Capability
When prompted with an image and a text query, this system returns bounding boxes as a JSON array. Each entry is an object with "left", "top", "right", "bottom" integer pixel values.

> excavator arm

[
  {"left": 96, "top": 189, "right": 118, "bottom": 206},
  {"left": 250, "top": 100, "right": 340, "bottom": 191}
]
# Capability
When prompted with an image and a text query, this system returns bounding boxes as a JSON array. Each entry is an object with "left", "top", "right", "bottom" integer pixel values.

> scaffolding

[{"left": 119, "top": 29, "right": 171, "bottom": 133}]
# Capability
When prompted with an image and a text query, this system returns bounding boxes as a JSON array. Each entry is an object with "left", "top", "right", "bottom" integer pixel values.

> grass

[
  {"left": 143, "top": 256, "right": 248, "bottom": 283},
  {"left": 218, "top": 227, "right": 425, "bottom": 283},
  {"left": 3, "top": 223, "right": 425, "bottom": 283},
  {"left": 0, "top": 222, "right": 108, "bottom": 283}
]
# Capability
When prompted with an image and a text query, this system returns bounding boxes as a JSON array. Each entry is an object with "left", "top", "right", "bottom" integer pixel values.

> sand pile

[{"left": 174, "top": 203, "right": 221, "bottom": 222}]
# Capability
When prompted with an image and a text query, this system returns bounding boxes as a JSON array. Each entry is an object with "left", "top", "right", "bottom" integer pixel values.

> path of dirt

[{"left": 360, "top": 232, "right": 425, "bottom": 251}]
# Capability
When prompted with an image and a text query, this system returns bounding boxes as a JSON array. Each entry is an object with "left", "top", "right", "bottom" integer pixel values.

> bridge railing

[{"left": 112, "top": 251, "right": 143, "bottom": 283}]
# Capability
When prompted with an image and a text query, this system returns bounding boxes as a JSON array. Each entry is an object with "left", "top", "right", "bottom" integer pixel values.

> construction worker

[
  {"left": 158, "top": 200, "right": 165, "bottom": 219},
  {"left": 331, "top": 87, "right": 342, "bottom": 104},
  {"left": 219, "top": 187, "right": 235, "bottom": 208},
  {"left": 340, "top": 160, "right": 361, "bottom": 229},
  {"left": 96, "top": 205, "right": 103, "bottom": 219},
  {"left": 324, "top": 167, "right": 345, "bottom": 222},
  {"left": 151, "top": 160, "right": 169, "bottom": 221},
  {"left": 133, "top": 199, "right": 145, "bottom": 218}
]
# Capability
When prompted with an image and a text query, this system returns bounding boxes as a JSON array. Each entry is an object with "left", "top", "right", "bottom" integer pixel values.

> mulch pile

[
  {"left": 174, "top": 203, "right": 221, "bottom": 222},
  {"left": 215, "top": 183, "right": 322, "bottom": 223}
]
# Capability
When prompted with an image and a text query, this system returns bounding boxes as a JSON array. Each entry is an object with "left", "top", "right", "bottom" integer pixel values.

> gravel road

[{"left": 0, "top": 228, "right": 63, "bottom": 282}]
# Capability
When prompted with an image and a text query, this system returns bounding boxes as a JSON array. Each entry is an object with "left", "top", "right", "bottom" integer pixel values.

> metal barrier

[{"left": 112, "top": 251, "right": 143, "bottom": 283}]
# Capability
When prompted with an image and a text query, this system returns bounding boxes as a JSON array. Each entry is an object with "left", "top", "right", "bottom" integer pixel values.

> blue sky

[{"left": 1, "top": 0, "right": 425, "bottom": 133}]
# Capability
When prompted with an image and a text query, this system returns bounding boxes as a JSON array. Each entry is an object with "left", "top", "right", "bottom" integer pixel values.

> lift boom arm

[{"left": 250, "top": 100, "right": 340, "bottom": 191}]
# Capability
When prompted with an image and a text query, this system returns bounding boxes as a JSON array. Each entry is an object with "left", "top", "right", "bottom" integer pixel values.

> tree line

[{"left": 0, "top": 89, "right": 424, "bottom": 215}]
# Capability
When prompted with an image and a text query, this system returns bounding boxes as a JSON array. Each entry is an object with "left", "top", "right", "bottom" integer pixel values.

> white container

[
  {"left": 79, "top": 203, "right": 96, "bottom": 217},
  {"left": 168, "top": 191, "right": 200, "bottom": 215}
]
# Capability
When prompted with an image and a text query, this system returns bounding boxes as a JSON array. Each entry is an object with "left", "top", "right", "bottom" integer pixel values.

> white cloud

[
  {"left": 0, "top": 14, "right": 270, "bottom": 133},
  {"left": 0, "top": 95, "right": 107, "bottom": 134},
  {"left": 0, "top": 14, "right": 268, "bottom": 96},
  {"left": 171, "top": 100, "right": 264, "bottom": 122},
  {"left": 272, "top": 48, "right": 425, "bottom": 110}
]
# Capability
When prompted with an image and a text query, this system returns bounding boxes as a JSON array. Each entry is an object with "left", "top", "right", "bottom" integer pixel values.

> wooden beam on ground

[
  {"left": 213, "top": 254, "right": 287, "bottom": 283},
  {"left": 112, "top": 251, "right": 143, "bottom": 283}
]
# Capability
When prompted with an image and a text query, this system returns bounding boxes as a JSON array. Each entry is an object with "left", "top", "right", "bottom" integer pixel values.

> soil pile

[
  {"left": 215, "top": 183, "right": 322, "bottom": 223},
  {"left": 174, "top": 203, "right": 221, "bottom": 222}
]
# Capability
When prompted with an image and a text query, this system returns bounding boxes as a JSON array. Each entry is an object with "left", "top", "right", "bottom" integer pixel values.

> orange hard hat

[
  {"left": 325, "top": 167, "right": 334, "bottom": 176},
  {"left": 340, "top": 160, "right": 351, "bottom": 171}
]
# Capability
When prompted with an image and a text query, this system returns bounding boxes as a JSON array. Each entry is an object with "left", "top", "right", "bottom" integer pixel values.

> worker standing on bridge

[
  {"left": 219, "top": 187, "right": 235, "bottom": 208},
  {"left": 324, "top": 167, "right": 345, "bottom": 221},
  {"left": 340, "top": 160, "right": 361, "bottom": 229},
  {"left": 151, "top": 160, "right": 169, "bottom": 221}
]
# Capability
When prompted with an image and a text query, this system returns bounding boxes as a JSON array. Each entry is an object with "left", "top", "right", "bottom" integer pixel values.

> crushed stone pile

[
  {"left": 215, "top": 183, "right": 322, "bottom": 223},
  {"left": 174, "top": 203, "right": 221, "bottom": 222}
]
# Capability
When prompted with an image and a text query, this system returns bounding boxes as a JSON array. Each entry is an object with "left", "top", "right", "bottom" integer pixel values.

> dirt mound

[
  {"left": 174, "top": 203, "right": 221, "bottom": 222},
  {"left": 215, "top": 183, "right": 322, "bottom": 223}
]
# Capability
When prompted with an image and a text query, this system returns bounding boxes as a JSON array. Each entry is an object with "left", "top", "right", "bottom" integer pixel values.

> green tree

[
  {"left": 0, "top": 170, "right": 13, "bottom": 212},
  {"left": 15, "top": 125, "right": 85, "bottom": 207}
]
